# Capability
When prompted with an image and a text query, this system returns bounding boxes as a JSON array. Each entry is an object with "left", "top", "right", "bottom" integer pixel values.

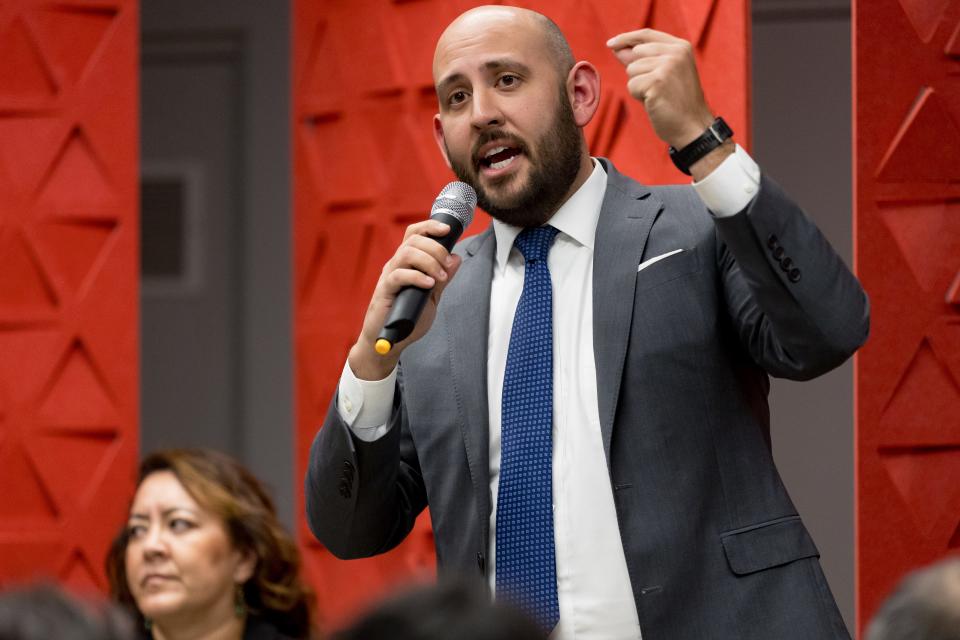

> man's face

[{"left": 433, "top": 12, "right": 583, "bottom": 228}]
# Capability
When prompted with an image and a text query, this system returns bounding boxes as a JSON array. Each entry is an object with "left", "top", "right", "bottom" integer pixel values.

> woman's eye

[
  {"left": 127, "top": 524, "right": 147, "bottom": 539},
  {"left": 169, "top": 518, "right": 195, "bottom": 533}
]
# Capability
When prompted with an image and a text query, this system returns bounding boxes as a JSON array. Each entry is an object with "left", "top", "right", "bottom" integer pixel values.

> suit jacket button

[
  {"left": 767, "top": 234, "right": 778, "bottom": 249},
  {"left": 477, "top": 552, "right": 486, "bottom": 574},
  {"left": 772, "top": 246, "right": 785, "bottom": 259},
  {"left": 338, "top": 482, "right": 351, "bottom": 498},
  {"left": 343, "top": 460, "right": 354, "bottom": 473},
  {"left": 788, "top": 268, "right": 802, "bottom": 283},
  {"left": 780, "top": 257, "right": 793, "bottom": 271}
]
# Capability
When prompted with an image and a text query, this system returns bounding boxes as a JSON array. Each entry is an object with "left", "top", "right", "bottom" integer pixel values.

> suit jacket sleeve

[
  {"left": 712, "top": 174, "right": 869, "bottom": 379},
  {"left": 304, "top": 370, "right": 428, "bottom": 559}
]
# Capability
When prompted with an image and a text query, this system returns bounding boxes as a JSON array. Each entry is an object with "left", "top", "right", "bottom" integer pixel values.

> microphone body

[{"left": 376, "top": 182, "right": 477, "bottom": 354}]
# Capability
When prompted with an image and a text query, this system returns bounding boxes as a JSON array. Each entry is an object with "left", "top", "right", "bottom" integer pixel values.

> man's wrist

[
  {"left": 689, "top": 139, "right": 735, "bottom": 182},
  {"left": 348, "top": 341, "right": 399, "bottom": 382},
  {"left": 669, "top": 113, "right": 717, "bottom": 150}
]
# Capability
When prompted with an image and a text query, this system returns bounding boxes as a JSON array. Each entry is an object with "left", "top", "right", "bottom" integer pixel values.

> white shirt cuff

[
  {"left": 337, "top": 360, "right": 397, "bottom": 442},
  {"left": 692, "top": 144, "right": 761, "bottom": 217}
]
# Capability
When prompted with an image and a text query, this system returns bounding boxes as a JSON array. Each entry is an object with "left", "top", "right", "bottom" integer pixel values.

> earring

[
  {"left": 234, "top": 584, "right": 246, "bottom": 618},
  {"left": 144, "top": 618, "right": 153, "bottom": 631}
]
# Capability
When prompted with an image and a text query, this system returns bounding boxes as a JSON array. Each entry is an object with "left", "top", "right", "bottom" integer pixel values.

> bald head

[{"left": 433, "top": 6, "right": 575, "bottom": 84}]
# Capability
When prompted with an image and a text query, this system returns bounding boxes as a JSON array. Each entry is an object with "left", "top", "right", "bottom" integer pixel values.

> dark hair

[
  {"left": 865, "top": 556, "right": 960, "bottom": 640},
  {"left": 105, "top": 449, "right": 313, "bottom": 638},
  {"left": 331, "top": 578, "right": 547, "bottom": 640},
  {"left": 0, "top": 584, "right": 134, "bottom": 640}
]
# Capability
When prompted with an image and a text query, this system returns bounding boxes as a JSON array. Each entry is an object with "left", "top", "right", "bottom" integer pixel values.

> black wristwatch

[{"left": 668, "top": 117, "right": 733, "bottom": 175}]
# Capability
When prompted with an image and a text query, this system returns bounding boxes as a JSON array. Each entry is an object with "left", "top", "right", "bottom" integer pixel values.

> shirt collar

[{"left": 492, "top": 159, "right": 608, "bottom": 272}]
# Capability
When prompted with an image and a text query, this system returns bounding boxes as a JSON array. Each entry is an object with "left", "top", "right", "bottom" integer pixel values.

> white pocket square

[{"left": 638, "top": 249, "right": 684, "bottom": 272}]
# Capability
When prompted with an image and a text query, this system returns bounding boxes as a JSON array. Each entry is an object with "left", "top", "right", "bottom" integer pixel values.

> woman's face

[{"left": 124, "top": 471, "right": 255, "bottom": 624}]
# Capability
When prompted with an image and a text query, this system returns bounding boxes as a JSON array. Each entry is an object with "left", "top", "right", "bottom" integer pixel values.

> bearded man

[{"left": 306, "top": 6, "right": 866, "bottom": 639}]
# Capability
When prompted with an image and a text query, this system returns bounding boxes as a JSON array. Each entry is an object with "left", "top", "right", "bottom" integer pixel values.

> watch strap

[{"left": 669, "top": 117, "right": 734, "bottom": 175}]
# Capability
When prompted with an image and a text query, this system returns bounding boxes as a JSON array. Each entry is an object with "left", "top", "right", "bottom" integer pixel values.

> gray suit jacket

[{"left": 306, "top": 159, "right": 868, "bottom": 639}]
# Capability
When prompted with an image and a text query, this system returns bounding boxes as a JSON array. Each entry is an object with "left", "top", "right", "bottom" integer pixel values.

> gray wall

[
  {"left": 753, "top": 0, "right": 854, "bottom": 630},
  {"left": 139, "top": 0, "right": 856, "bottom": 628},
  {"left": 140, "top": 0, "right": 293, "bottom": 525}
]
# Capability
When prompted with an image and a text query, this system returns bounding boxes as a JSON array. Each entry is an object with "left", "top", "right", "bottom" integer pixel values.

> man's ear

[
  {"left": 433, "top": 115, "right": 453, "bottom": 169},
  {"left": 566, "top": 61, "right": 601, "bottom": 128}
]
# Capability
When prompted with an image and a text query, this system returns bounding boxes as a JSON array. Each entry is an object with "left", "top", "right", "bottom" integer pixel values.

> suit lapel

[
  {"left": 443, "top": 227, "right": 495, "bottom": 546},
  {"left": 593, "top": 159, "right": 663, "bottom": 465}
]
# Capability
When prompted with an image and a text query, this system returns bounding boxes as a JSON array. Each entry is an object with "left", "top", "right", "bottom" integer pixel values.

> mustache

[{"left": 471, "top": 130, "right": 529, "bottom": 168}]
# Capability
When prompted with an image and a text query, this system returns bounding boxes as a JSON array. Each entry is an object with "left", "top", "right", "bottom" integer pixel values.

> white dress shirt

[{"left": 336, "top": 146, "right": 761, "bottom": 639}]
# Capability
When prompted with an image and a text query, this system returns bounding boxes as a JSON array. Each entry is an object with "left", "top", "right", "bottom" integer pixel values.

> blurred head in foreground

[
  {"left": 106, "top": 448, "right": 313, "bottom": 639},
  {"left": 0, "top": 583, "right": 133, "bottom": 640},
  {"left": 331, "top": 578, "right": 546, "bottom": 640},
  {"left": 866, "top": 556, "right": 960, "bottom": 640}
]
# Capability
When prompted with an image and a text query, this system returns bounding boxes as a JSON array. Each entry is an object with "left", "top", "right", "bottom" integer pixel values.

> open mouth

[{"left": 479, "top": 145, "right": 522, "bottom": 171}]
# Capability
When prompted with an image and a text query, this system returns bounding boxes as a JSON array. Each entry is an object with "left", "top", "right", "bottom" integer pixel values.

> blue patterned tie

[{"left": 496, "top": 224, "right": 560, "bottom": 631}]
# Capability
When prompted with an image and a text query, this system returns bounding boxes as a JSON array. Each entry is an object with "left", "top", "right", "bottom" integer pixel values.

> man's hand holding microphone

[{"left": 347, "top": 182, "right": 477, "bottom": 382}]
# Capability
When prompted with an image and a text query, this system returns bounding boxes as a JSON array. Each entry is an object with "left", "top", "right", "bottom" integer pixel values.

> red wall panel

[
  {"left": 855, "top": 0, "right": 960, "bottom": 633},
  {"left": 0, "top": 0, "right": 138, "bottom": 592},
  {"left": 294, "top": 0, "right": 748, "bottom": 626}
]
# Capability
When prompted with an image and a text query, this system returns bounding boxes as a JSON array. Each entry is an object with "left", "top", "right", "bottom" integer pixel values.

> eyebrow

[
  {"left": 436, "top": 59, "right": 533, "bottom": 98},
  {"left": 128, "top": 507, "right": 199, "bottom": 520}
]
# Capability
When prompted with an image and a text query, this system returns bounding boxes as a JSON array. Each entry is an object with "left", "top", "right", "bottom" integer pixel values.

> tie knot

[{"left": 514, "top": 225, "right": 559, "bottom": 264}]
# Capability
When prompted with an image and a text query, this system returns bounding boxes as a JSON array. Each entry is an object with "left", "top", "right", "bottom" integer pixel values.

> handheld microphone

[{"left": 375, "top": 182, "right": 477, "bottom": 355}]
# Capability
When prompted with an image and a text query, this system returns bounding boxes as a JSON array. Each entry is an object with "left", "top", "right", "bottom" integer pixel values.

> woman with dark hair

[{"left": 106, "top": 449, "right": 314, "bottom": 640}]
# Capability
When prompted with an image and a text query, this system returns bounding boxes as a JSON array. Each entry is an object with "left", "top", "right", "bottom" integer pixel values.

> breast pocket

[{"left": 636, "top": 246, "right": 701, "bottom": 293}]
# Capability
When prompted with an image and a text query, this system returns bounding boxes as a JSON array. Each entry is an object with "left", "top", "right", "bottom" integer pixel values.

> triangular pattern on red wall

[
  {"left": 879, "top": 445, "right": 960, "bottom": 543},
  {"left": 857, "top": 0, "right": 960, "bottom": 629},
  {"left": 0, "top": 227, "right": 58, "bottom": 313},
  {"left": 0, "top": 0, "right": 137, "bottom": 595},
  {"left": 877, "top": 88, "right": 960, "bottom": 183},
  {"left": 38, "top": 129, "right": 116, "bottom": 211},
  {"left": 880, "top": 200, "right": 960, "bottom": 293},
  {"left": 947, "top": 19, "right": 960, "bottom": 57},
  {"left": 878, "top": 341, "right": 960, "bottom": 446},
  {"left": 30, "top": 6, "right": 116, "bottom": 89},
  {"left": 38, "top": 341, "right": 118, "bottom": 427},
  {"left": 897, "top": 0, "right": 950, "bottom": 43},
  {"left": 33, "top": 219, "right": 117, "bottom": 296},
  {"left": 0, "top": 440, "right": 59, "bottom": 525},
  {"left": 677, "top": 0, "right": 718, "bottom": 46},
  {"left": 0, "top": 17, "right": 56, "bottom": 99}
]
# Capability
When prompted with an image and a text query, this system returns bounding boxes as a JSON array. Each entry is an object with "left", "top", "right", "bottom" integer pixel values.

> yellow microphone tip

[{"left": 374, "top": 339, "right": 392, "bottom": 355}]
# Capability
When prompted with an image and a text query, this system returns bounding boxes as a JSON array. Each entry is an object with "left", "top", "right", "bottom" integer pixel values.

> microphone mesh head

[{"left": 431, "top": 181, "right": 477, "bottom": 227}]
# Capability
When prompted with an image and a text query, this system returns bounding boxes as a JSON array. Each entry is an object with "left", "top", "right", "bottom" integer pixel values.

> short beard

[{"left": 446, "top": 87, "right": 583, "bottom": 228}]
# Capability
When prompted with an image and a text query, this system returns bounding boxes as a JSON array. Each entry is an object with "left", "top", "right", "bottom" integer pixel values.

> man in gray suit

[{"left": 306, "top": 6, "right": 867, "bottom": 639}]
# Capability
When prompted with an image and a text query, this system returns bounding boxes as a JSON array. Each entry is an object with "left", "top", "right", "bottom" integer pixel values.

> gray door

[{"left": 139, "top": 0, "right": 293, "bottom": 525}]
